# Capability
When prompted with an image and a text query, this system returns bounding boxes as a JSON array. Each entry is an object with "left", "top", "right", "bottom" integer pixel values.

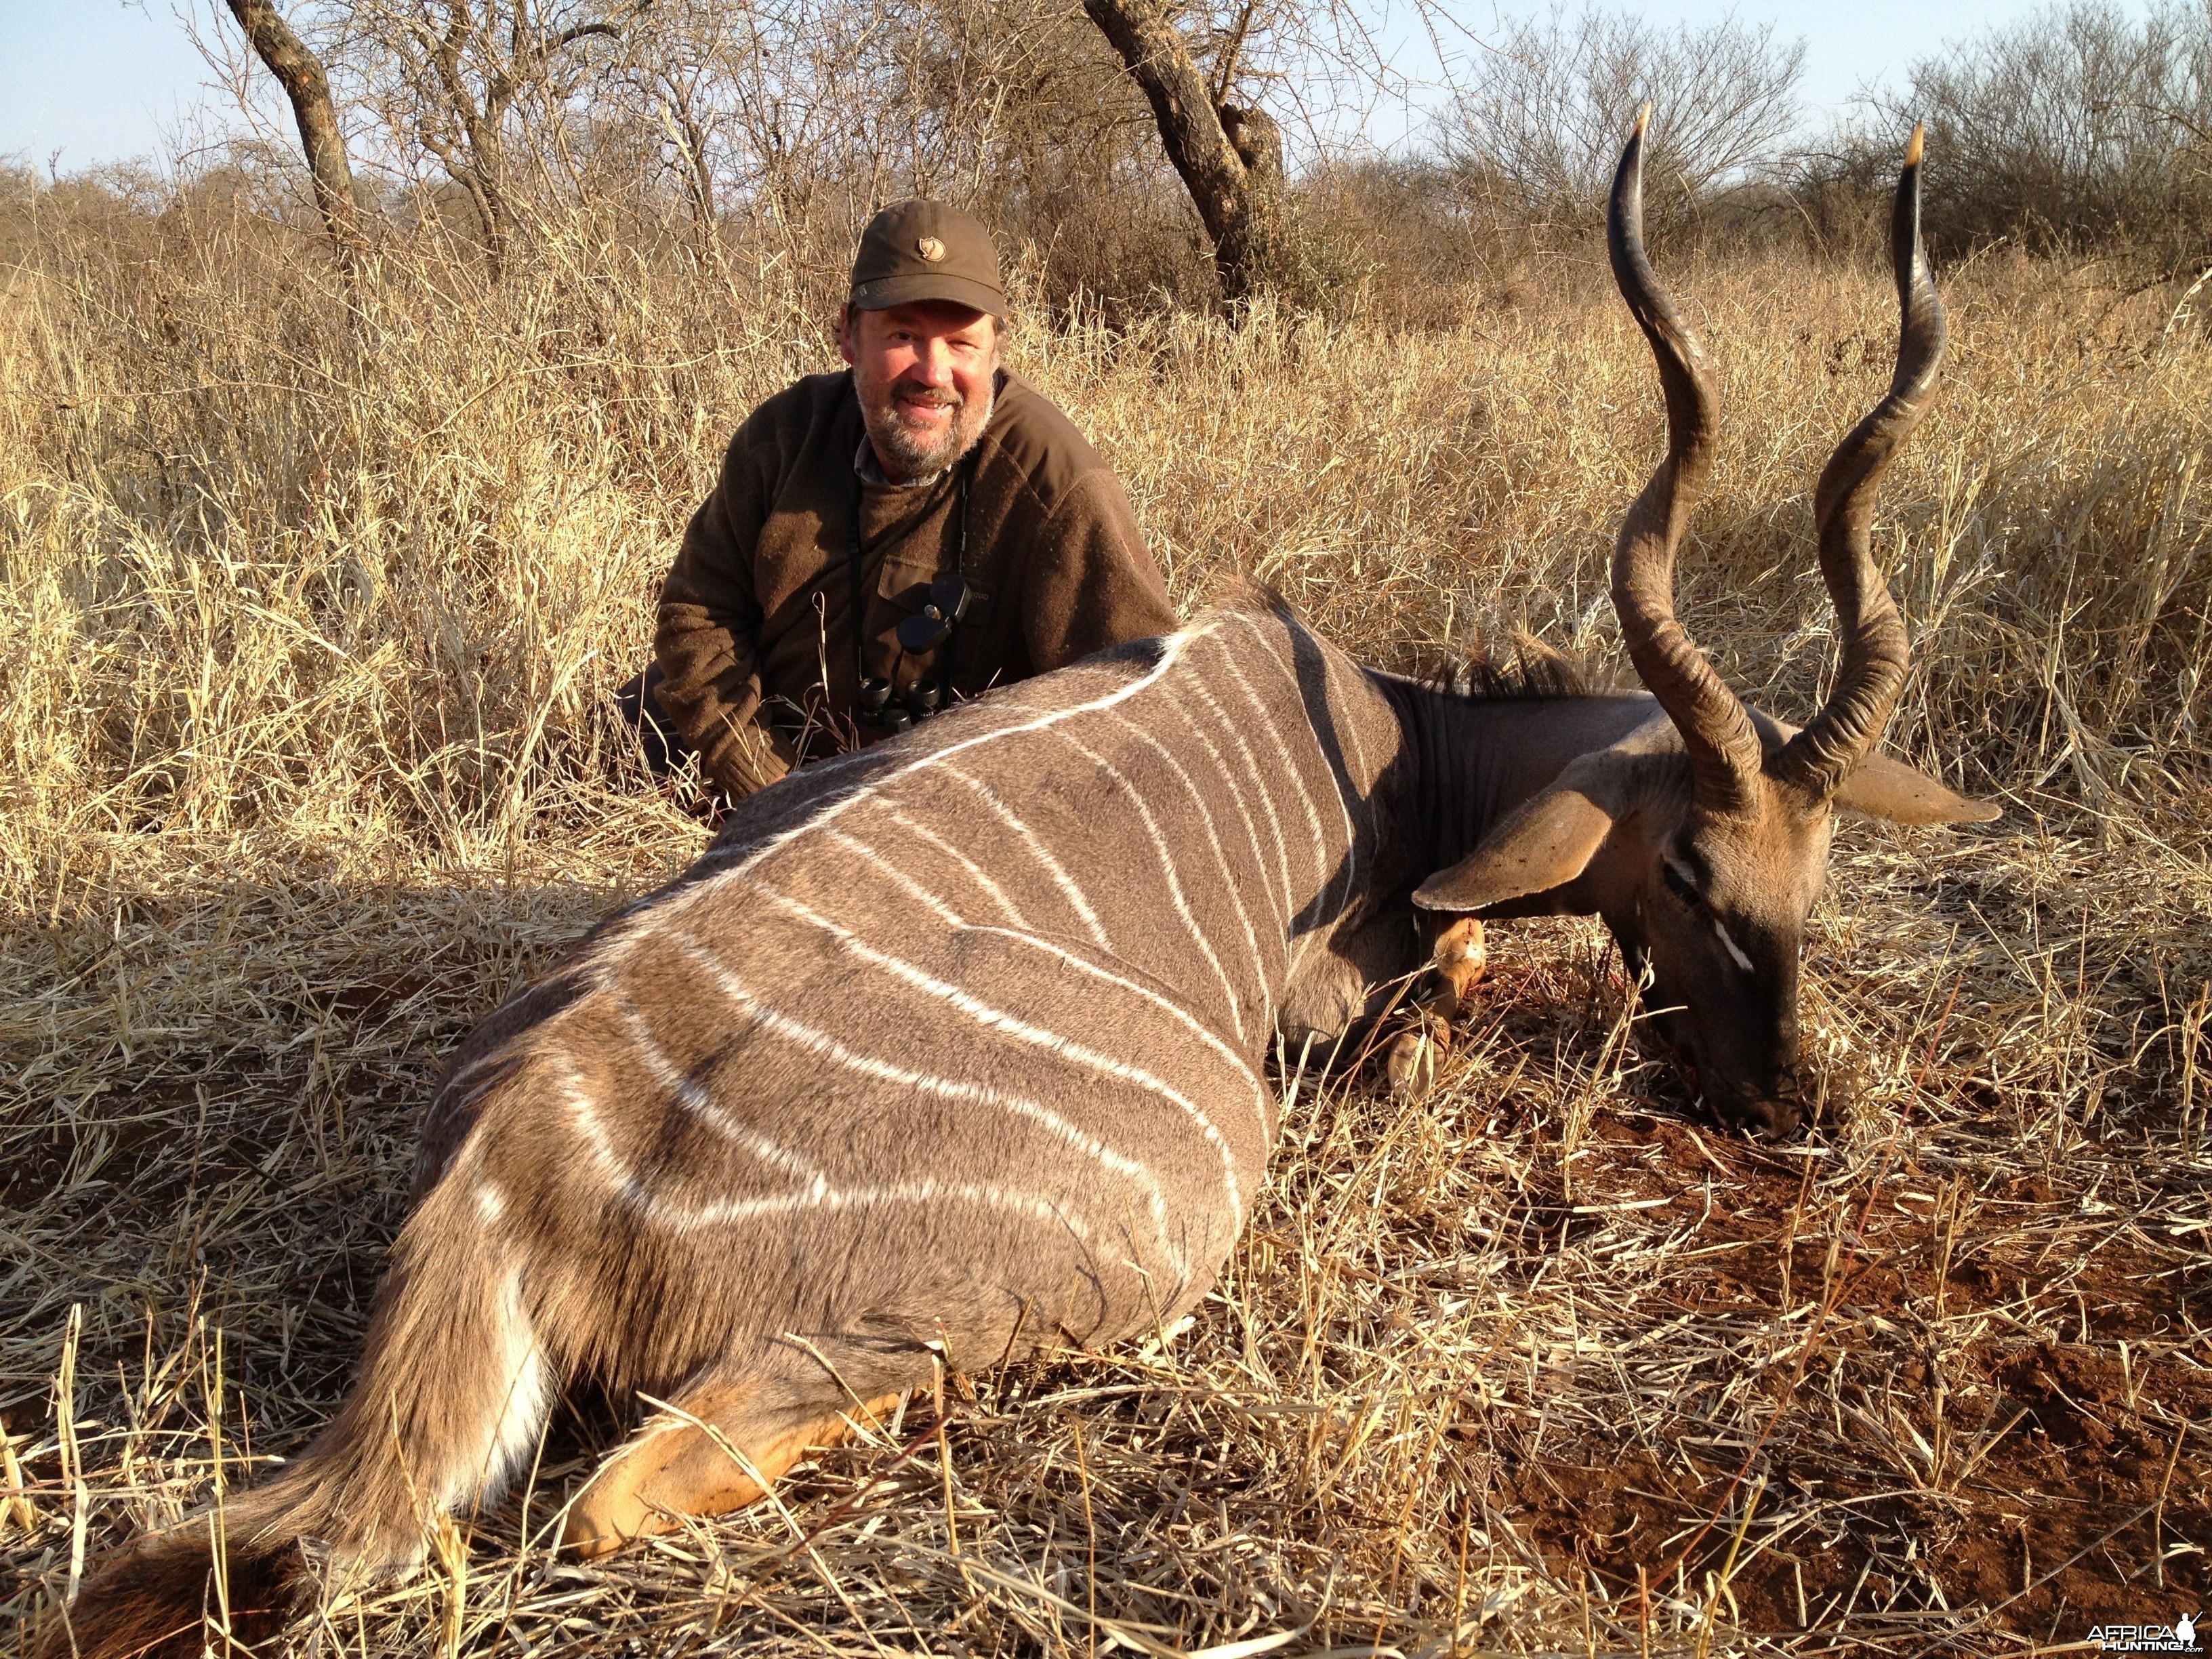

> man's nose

[{"left": 908, "top": 337, "right": 953, "bottom": 385}]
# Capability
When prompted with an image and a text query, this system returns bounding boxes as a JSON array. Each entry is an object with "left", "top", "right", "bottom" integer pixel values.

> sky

[{"left": 0, "top": 0, "right": 2164, "bottom": 177}]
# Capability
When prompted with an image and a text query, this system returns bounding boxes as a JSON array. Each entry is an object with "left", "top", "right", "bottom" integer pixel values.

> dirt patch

[{"left": 1481, "top": 1103, "right": 2211, "bottom": 1644}]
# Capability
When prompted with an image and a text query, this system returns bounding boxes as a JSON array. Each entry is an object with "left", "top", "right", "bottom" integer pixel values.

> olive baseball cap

[{"left": 848, "top": 199, "right": 1006, "bottom": 319}]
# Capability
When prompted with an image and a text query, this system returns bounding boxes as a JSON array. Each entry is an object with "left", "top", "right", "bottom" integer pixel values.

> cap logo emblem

[{"left": 916, "top": 236, "right": 947, "bottom": 262}]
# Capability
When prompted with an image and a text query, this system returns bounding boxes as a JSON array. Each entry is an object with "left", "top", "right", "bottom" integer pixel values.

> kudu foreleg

[
  {"left": 563, "top": 1382, "right": 902, "bottom": 1557},
  {"left": 1296, "top": 915, "right": 1488, "bottom": 1089}
]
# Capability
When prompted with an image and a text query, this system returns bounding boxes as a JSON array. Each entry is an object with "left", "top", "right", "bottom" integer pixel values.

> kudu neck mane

[
  {"left": 1369, "top": 661, "right": 1663, "bottom": 899},
  {"left": 1423, "top": 640, "right": 1602, "bottom": 703}
]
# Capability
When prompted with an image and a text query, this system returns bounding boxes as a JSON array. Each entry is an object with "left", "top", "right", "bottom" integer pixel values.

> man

[{"left": 626, "top": 199, "right": 1178, "bottom": 800}]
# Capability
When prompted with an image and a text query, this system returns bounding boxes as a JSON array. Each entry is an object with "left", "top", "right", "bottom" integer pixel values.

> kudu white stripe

[
  {"left": 819, "top": 789, "right": 1273, "bottom": 1126},
  {"left": 956, "top": 925, "right": 1272, "bottom": 1128},
  {"left": 1219, "top": 613, "right": 1363, "bottom": 923},
  {"left": 827, "top": 827, "right": 966, "bottom": 927},
  {"left": 555, "top": 1039, "right": 1121, "bottom": 1256},
  {"left": 737, "top": 875, "right": 1250, "bottom": 1227},
  {"left": 995, "top": 691, "right": 1286, "bottom": 976},
  {"left": 678, "top": 942, "right": 1185, "bottom": 1275},
  {"left": 938, "top": 762, "right": 1113, "bottom": 948},
  {"left": 1157, "top": 687, "right": 1292, "bottom": 939},
  {"left": 1167, "top": 673, "right": 1298, "bottom": 937},
  {"left": 615, "top": 998, "right": 824, "bottom": 1181},
  {"left": 793, "top": 836, "right": 1273, "bottom": 1142},
  {"left": 1045, "top": 726, "right": 1251, "bottom": 1040},
  {"left": 878, "top": 802, "right": 1033, "bottom": 928},
  {"left": 1101, "top": 708, "right": 1275, "bottom": 1007},
  {"left": 670, "top": 615, "right": 1225, "bottom": 899}
]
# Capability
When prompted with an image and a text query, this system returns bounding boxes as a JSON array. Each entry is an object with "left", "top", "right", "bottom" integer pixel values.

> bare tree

[
  {"left": 346, "top": 1, "right": 642, "bottom": 277},
  {"left": 1443, "top": 5, "right": 1805, "bottom": 228},
  {"left": 223, "top": 0, "right": 369, "bottom": 251},
  {"left": 203, "top": 0, "right": 1457, "bottom": 312},
  {"left": 1080, "top": 0, "right": 1305, "bottom": 306},
  {"left": 640, "top": 39, "right": 724, "bottom": 260},
  {"left": 619, "top": 0, "right": 1194, "bottom": 311}
]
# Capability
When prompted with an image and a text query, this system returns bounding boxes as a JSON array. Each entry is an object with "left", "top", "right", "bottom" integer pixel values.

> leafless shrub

[
  {"left": 1861, "top": 0, "right": 2212, "bottom": 271},
  {"left": 1439, "top": 5, "right": 1805, "bottom": 232},
  {"left": 1288, "top": 153, "right": 1549, "bottom": 328}
]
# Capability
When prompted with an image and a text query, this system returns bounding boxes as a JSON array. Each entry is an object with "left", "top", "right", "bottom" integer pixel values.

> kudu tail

[{"left": 39, "top": 1170, "right": 552, "bottom": 1659}]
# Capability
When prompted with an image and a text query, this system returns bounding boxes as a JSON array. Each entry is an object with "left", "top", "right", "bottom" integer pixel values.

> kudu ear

[
  {"left": 1832, "top": 754, "right": 2001, "bottom": 824},
  {"left": 1413, "top": 756, "right": 1623, "bottom": 914}
]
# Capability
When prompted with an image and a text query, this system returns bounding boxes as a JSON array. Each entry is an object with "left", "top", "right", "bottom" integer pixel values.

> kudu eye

[{"left": 1660, "top": 857, "right": 1704, "bottom": 911}]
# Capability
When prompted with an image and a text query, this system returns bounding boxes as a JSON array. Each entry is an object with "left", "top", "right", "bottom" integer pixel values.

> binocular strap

[{"left": 848, "top": 447, "right": 978, "bottom": 735}]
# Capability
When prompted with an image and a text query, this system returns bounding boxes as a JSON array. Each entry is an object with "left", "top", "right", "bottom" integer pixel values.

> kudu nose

[
  {"left": 1681, "top": 1044, "right": 1806, "bottom": 1139},
  {"left": 1723, "top": 1093, "right": 1803, "bottom": 1141},
  {"left": 1706, "top": 1061, "right": 1805, "bottom": 1139},
  {"left": 1658, "top": 1032, "right": 1802, "bottom": 1139}
]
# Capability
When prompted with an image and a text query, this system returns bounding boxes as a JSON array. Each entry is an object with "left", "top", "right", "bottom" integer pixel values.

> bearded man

[{"left": 625, "top": 199, "right": 1177, "bottom": 800}]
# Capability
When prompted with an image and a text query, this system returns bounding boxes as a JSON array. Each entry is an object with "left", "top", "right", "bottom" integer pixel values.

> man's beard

[{"left": 856, "top": 366, "right": 996, "bottom": 482}]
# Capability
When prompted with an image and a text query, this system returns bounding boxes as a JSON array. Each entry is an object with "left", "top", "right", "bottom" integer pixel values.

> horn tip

[
  {"left": 1634, "top": 101, "right": 1652, "bottom": 140},
  {"left": 1905, "top": 122, "right": 1925, "bottom": 167}
]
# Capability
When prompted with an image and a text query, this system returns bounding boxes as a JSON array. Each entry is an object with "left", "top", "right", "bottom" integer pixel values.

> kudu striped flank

[{"left": 45, "top": 115, "right": 1996, "bottom": 1658}]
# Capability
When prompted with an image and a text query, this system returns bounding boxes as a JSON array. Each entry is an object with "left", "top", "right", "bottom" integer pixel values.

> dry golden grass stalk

[{"left": 3, "top": 216, "right": 2207, "bottom": 1654}]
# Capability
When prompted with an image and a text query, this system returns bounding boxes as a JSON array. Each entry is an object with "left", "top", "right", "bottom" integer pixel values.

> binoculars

[
  {"left": 857, "top": 674, "right": 938, "bottom": 733},
  {"left": 860, "top": 572, "right": 970, "bottom": 733}
]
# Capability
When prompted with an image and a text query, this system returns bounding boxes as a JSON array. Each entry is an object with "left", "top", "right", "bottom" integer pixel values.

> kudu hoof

[{"left": 1430, "top": 916, "right": 1487, "bottom": 1000}]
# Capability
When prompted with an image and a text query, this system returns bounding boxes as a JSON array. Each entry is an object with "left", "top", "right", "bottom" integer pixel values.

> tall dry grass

[
  {"left": 3, "top": 203, "right": 2209, "bottom": 1654},
  {"left": 6, "top": 214, "right": 2208, "bottom": 865}
]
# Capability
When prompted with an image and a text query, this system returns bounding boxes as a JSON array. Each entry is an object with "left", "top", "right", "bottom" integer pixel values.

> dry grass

[{"left": 3, "top": 209, "right": 2209, "bottom": 1655}]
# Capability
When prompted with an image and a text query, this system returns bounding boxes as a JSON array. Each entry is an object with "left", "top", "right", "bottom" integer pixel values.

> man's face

[{"left": 839, "top": 300, "right": 1000, "bottom": 483}]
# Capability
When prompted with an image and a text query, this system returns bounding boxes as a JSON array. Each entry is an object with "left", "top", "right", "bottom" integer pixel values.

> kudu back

[{"left": 47, "top": 116, "right": 1994, "bottom": 1658}]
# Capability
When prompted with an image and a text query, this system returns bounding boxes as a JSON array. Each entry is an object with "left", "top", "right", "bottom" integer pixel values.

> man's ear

[
  {"left": 1414, "top": 757, "right": 1624, "bottom": 914},
  {"left": 837, "top": 304, "right": 858, "bottom": 365},
  {"left": 1832, "top": 754, "right": 2001, "bottom": 825}
]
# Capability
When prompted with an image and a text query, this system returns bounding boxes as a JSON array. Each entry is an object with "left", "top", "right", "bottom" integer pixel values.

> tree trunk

[
  {"left": 224, "top": 0, "right": 367, "bottom": 253},
  {"left": 1079, "top": 0, "right": 1303, "bottom": 308}
]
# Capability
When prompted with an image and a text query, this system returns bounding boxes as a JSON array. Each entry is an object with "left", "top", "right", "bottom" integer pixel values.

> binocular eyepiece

[{"left": 857, "top": 675, "right": 941, "bottom": 733}]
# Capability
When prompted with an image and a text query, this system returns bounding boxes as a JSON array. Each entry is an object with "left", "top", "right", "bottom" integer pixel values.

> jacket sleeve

[
  {"left": 653, "top": 424, "right": 794, "bottom": 797},
  {"left": 1020, "top": 468, "right": 1179, "bottom": 670}
]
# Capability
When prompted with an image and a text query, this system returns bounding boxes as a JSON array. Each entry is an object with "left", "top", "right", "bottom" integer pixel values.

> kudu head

[{"left": 1414, "top": 112, "right": 1998, "bottom": 1139}]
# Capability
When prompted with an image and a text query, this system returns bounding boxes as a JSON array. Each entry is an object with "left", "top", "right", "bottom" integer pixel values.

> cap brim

[{"left": 849, "top": 272, "right": 1006, "bottom": 319}]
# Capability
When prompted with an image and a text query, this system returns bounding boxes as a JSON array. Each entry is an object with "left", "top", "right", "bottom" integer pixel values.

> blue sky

[{"left": 0, "top": 1, "right": 2156, "bottom": 176}]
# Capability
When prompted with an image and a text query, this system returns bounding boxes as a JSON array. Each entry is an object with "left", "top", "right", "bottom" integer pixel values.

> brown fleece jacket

[{"left": 653, "top": 367, "right": 1177, "bottom": 796}]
